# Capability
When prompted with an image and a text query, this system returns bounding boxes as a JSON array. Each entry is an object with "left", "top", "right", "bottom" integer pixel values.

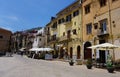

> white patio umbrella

[
  {"left": 88, "top": 43, "right": 120, "bottom": 61},
  {"left": 29, "top": 48, "right": 42, "bottom": 53},
  {"left": 88, "top": 43, "right": 120, "bottom": 50},
  {"left": 87, "top": 45, "right": 100, "bottom": 49},
  {"left": 43, "top": 48, "right": 54, "bottom": 51},
  {"left": 19, "top": 48, "right": 26, "bottom": 51},
  {"left": 29, "top": 47, "right": 54, "bottom": 52}
]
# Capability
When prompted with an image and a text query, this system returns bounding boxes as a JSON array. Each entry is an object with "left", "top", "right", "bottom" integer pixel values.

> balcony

[
  {"left": 97, "top": 28, "right": 109, "bottom": 37},
  {"left": 46, "top": 32, "right": 50, "bottom": 35},
  {"left": 36, "top": 33, "right": 42, "bottom": 36},
  {"left": 59, "top": 35, "right": 71, "bottom": 42},
  {"left": 48, "top": 36, "right": 58, "bottom": 43},
  {"left": 63, "top": 20, "right": 72, "bottom": 26},
  {"left": 51, "top": 27, "right": 57, "bottom": 31}
]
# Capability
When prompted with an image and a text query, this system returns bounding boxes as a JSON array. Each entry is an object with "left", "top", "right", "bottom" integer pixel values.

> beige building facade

[{"left": 82, "top": 0, "right": 120, "bottom": 62}]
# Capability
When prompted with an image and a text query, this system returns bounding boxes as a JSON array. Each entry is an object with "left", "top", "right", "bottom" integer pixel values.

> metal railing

[{"left": 97, "top": 27, "right": 109, "bottom": 35}]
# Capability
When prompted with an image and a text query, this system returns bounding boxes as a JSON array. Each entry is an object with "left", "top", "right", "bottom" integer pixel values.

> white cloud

[
  {"left": 7, "top": 16, "right": 19, "bottom": 21},
  {"left": 0, "top": 15, "right": 19, "bottom": 21}
]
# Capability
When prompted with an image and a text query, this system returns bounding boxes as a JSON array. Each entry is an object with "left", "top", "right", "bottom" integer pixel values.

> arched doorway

[
  {"left": 70, "top": 47, "right": 73, "bottom": 59},
  {"left": 60, "top": 47, "right": 64, "bottom": 59},
  {"left": 77, "top": 46, "right": 81, "bottom": 59},
  {"left": 84, "top": 42, "right": 92, "bottom": 59}
]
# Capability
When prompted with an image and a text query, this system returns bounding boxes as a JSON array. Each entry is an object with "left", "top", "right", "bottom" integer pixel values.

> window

[
  {"left": 58, "top": 19, "right": 61, "bottom": 24},
  {"left": 67, "top": 30, "right": 71, "bottom": 38},
  {"left": 73, "top": 10, "right": 79, "bottom": 17},
  {"left": 61, "top": 18, "right": 65, "bottom": 23},
  {"left": 66, "top": 14, "right": 72, "bottom": 22},
  {"left": 58, "top": 18, "right": 65, "bottom": 24},
  {"left": 112, "top": 0, "right": 118, "bottom": 2},
  {"left": 94, "top": 23, "right": 98, "bottom": 29},
  {"left": 52, "top": 22, "right": 57, "bottom": 28},
  {"left": 53, "top": 35, "right": 56, "bottom": 40},
  {"left": 85, "top": 4, "right": 90, "bottom": 14},
  {"left": 99, "top": 19, "right": 107, "bottom": 32},
  {"left": 63, "top": 32, "right": 65, "bottom": 36},
  {"left": 39, "top": 38, "right": 41, "bottom": 41},
  {"left": 99, "top": 0, "right": 107, "bottom": 7},
  {"left": 0, "top": 35, "right": 3, "bottom": 38},
  {"left": 73, "top": 29, "right": 77, "bottom": 35},
  {"left": 86, "top": 23, "right": 92, "bottom": 34}
]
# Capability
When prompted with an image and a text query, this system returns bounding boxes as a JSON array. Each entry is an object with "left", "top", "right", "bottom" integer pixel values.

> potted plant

[
  {"left": 69, "top": 59, "right": 74, "bottom": 66},
  {"left": 86, "top": 58, "right": 92, "bottom": 69},
  {"left": 106, "top": 55, "right": 115, "bottom": 73},
  {"left": 106, "top": 61, "right": 115, "bottom": 73}
]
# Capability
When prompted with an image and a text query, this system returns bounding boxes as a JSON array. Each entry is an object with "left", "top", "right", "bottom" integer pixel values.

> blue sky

[{"left": 0, "top": 0, "right": 75, "bottom": 32}]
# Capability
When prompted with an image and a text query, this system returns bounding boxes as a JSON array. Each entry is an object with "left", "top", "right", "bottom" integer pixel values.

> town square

[{"left": 0, "top": 0, "right": 120, "bottom": 77}]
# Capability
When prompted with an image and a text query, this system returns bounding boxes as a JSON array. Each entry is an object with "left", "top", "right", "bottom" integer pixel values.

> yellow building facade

[
  {"left": 57, "top": 0, "right": 82, "bottom": 60},
  {"left": 46, "top": 0, "right": 82, "bottom": 60}
]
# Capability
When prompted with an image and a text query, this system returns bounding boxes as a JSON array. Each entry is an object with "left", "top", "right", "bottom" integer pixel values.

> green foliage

[
  {"left": 106, "top": 60, "right": 113, "bottom": 67},
  {"left": 39, "top": 53, "right": 45, "bottom": 59},
  {"left": 106, "top": 54, "right": 113, "bottom": 67},
  {"left": 86, "top": 58, "right": 92, "bottom": 65}
]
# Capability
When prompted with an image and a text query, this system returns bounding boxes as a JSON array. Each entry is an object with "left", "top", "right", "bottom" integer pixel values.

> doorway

[
  {"left": 99, "top": 40, "right": 106, "bottom": 63},
  {"left": 77, "top": 46, "right": 81, "bottom": 59},
  {"left": 84, "top": 42, "right": 92, "bottom": 59},
  {"left": 70, "top": 47, "right": 73, "bottom": 59}
]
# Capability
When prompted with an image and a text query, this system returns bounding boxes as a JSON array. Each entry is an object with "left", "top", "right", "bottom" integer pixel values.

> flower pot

[
  {"left": 107, "top": 67, "right": 115, "bottom": 73},
  {"left": 69, "top": 62, "right": 74, "bottom": 66},
  {"left": 86, "top": 65, "right": 92, "bottom": 69}
]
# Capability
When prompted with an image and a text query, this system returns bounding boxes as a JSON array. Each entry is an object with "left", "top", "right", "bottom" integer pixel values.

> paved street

[{"left": 0, "top": 55, "right": 120, "bottom": 77}]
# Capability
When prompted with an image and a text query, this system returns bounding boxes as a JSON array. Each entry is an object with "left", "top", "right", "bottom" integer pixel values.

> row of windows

[
  {"left": 62, "top": 29, "right": 77, "bottom": 37},
  {"left": 84, "top": 0, "right": 118, "bottom": 14},
  {"left": 51, "top": 21, "right": 107, "bottom": 39},
  {"left": 86, "top": 19, "right": 107, "bottom": 34},
  {"left": 51, "top": 10, "right": 79, "bottom": 28},
  {"left": 52, "top": 22, "right": 57, "bottom": 28}
]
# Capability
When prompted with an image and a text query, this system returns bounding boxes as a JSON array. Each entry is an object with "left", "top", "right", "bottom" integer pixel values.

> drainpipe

[
  {"left": 108, "top": 0, "right": 115, "bottom": 61},
  {"left": 80, "top": 1, "right": 84, "bottom": 61}
]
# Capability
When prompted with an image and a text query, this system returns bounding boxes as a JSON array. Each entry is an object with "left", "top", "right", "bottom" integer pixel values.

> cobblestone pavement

[{"left": 0, "top": 54, "right": 120, "bottom": 77}]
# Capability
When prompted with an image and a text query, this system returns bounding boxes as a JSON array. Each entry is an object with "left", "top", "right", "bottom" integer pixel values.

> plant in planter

[
  {"left": 106, "top": 55, "right": 115, "bottom": 73},
  {"left": 86, "top": 58, "right": 93, "bottom": 69},
  {"left": 69, "top": 59, "right": 74, "bottom": 66}
]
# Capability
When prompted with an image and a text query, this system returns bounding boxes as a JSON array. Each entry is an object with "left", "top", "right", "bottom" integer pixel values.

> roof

[
  {"left": 0, "top": 27, "right": 12, "bottom": 34},
  {"left": 56, "top": 0, "right": 81, "bottom": 16}
]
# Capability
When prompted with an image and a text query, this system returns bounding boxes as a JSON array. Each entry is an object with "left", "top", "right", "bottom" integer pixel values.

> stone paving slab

[{"left": 0, "top": 55, "right": 120, "bottom": 77}]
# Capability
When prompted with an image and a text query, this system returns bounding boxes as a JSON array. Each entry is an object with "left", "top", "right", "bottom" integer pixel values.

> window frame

[
  {"left": 86, "top": 23, "right": 92, "bottom": 34},
  {"left": 66, "top": 14, "right": 72, "bottom": 22},
  {"left": 99, "top": 0, "right": 107, "bottom": 7},
  {"left": 73, "top": 10, "right": 79, "bottom": 17},
  {"left": 84, "top": 4, "right": 90, "bottom": 14},
  {"left": 72, "top": 29, "right": 77, "bottom": 35},
  {"left": 99, "top": 19, "right": 108, "bottom": 32}
]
